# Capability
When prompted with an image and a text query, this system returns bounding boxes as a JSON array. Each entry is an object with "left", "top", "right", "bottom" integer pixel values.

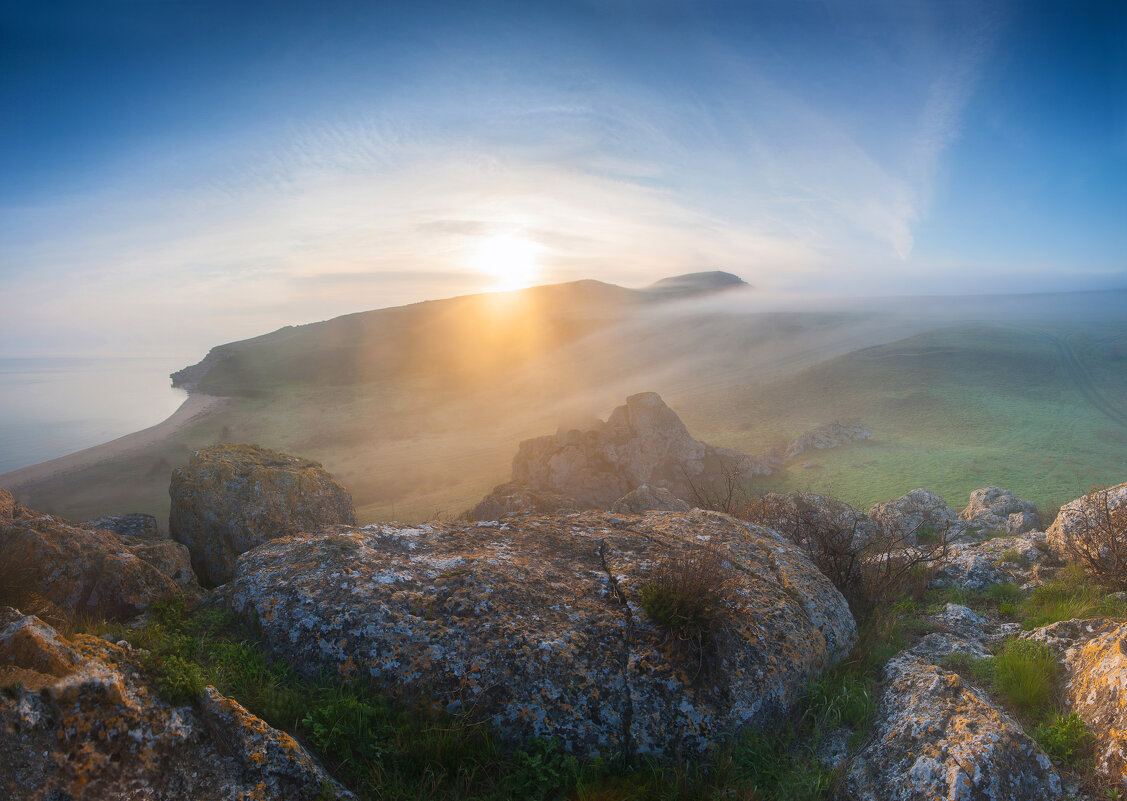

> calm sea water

[{"left": 0, "top": 358, "right": 188, "bottom": 474}]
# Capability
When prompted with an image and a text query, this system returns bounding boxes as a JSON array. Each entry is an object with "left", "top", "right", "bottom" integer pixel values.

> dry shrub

[
  {"left": 744, "top": 493, "right": 953, "bottom": 621},
  {"left": 1055, "top": 486, "right": 1127, "bottom": 589},
  {"left": 637, "top": 544, "right": 736, "bottom": 645}
]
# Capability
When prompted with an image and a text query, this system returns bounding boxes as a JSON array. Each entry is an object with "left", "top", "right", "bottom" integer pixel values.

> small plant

[
  {"left": 637, "top": 546, "right": 734, "bottom": 643},
  {"left": 1033, "top": 712, "right": 1093, "bottom": 767},
  {"left": 998, "top": 548, "right": 1028, "bottom": 566},
  {"left": 942, "top": 652, "right": 995, "bottom": 686},
  {"left": 991, "top": 639, "right": 1059, "bottom": 722}
]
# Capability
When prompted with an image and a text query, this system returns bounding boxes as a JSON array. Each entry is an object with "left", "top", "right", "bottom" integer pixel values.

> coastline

[{"left": 0, "top": 392, "right": 230, "bottom": 492}]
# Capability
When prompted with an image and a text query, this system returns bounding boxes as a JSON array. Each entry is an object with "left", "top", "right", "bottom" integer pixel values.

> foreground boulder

[
  {"left": 468, "top": 480, "right": 578, "bottom": 520},
  {"left": 0, "top": 491, "right": 189, "bottom": 621},
  {"left": 931, "top": 530, "right": 1049, "bottom": 591},
  {"left": 1046, "top": 482, "right": 1127, "bottom": 562},
  {"left": 868, "top": 488, "right": 966, "bottom": 543},
  {"left": 170, "top": 443, "right": 357, "bottom": 585},
  {"left": 226, "top": 509, "right": 856, "bottom": 758},
  {"left": 960, "top": 487, "right": 1039, "bottom": 535},
  {"left": 511, "top": 392, "right": 775, "bottom": 509},
  {"left": 0, "top": 607, "right": 349, "bottom": 800},
  {"left": 843, "top": 651, "right": 1061, "bottom": 801}
]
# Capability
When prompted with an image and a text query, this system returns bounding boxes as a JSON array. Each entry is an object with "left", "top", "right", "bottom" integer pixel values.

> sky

[{"left": 2, "top": 0, "right": 1125, "bottom": 357}]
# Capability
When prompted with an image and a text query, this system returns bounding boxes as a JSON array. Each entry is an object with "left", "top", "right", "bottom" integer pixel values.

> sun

[{"left": 469, "top": 233, "right": 541, "bottom": 291}]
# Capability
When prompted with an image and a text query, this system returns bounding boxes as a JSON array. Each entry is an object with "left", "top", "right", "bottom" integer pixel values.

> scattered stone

[
  {"left": 511, "top": 392, "right": 775, "bottom": 509},
  {"left": 783, "top": 419, "right": 871, "bottom": 460},
  {"left": 82, "top": 512, "right": 162, "bottom": 539},
  {"left": 467, "top": 480, "right": 577, "bottom": 520},
  {"left": 1046, "top": 482, "right": 1127, "bottom": 560},
  {"left": 610, "top": 485, "right": 691, "bottom": 514},
  {"left": 960, "top": 487, "right": 1038, "bottom": 535},
  {"left": 169, "top": 443, "right": 357, "bottom": 585},
  {"left": 843, "top": 652, "right": 1062, "bottom": 801},
  {"left": 869, "top": 488, "right": 967, "bottom": 544},
  {"left": 226, "top": 509, "right": 856, "bottom": 759},
  {"left": 0, "top": 608, "right": 350, "bottom": 801}
]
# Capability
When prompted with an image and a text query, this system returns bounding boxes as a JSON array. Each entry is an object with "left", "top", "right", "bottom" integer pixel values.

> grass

[
  {"left": 1018, "top": 564, "right": 1127, "bottom": 629},
  {"left": 991, "top": 640, "right": 1059, "bottom": 722}
]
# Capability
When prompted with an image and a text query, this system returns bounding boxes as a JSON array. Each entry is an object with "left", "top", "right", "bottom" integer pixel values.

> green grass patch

[
  {"left": 991, "top": 640, "right": 1059, "bottom": 723},
  {"left": 1019, "top": 564, "right": 1127, "bottom": 629},
  {"left": 1033, "top": 713, "right": 1093, "bottom": 768}
]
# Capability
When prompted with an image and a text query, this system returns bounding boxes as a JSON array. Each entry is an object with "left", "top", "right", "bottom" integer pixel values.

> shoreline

[{"left": 0, "top": 392, "right": 230, "bottom": 492}]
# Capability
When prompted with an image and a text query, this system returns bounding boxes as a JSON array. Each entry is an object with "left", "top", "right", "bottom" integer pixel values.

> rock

[
  {"left": 225, "top": 509, "right": 856, "bottom": 759},
  {"left": 752, "top": 492, "right": 879, "bottom": 546},
  {"left": 467, "top": 480, "right": 577, "bottom": 521},
  {"left": 960, "top": 487, "right": 1038, "bottom": 535},
  {"left": 511, "top": 392, "right": 775, "bottom": 509},
  {"left": 0, "top": 502, "right": 187, "bottom": 621},
  {"left": 82, "top": 512, "right": 162, "bottom": 539},
  {"left": 869, "top": 489, "right": 967, "bottom": 544},
  {"left": 169, "top": 443, "right": 357, "bottom": 585},
  {"left": 0, "top": 608, "right": 350, "bottom": 801},
  {"left": 0, "top": 488, "right": 14, "bottom": 521},
  {"left": 1022, "top": 619, "right": 1127, "bottom": 788},
  {"left": 610, "top": 485, "right": 691, "bottom": 514},
  {"left": 783, "top": 419, "right": 871, "bottom": 460},
  {"left": 843, "top": 652, "right": 1062, "bottom": 801},
  {"left": 931, "top": 531, "right": 1048, "bottom": 591},
  {"left": 1046, "top": 482, "right": 1127, "bottom": 560}
]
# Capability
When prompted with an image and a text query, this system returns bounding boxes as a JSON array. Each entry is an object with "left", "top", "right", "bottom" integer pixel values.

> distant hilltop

[{"left": 645, "top": 270, "right": 748, "bottom": 295}]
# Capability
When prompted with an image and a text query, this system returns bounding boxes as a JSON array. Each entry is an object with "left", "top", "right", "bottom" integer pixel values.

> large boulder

[
  {"left": 0, "top": 501, "right": 188, "bottom": 621},
  {"left": 511, "top": 392, "right": 775, "bottom": 509},
  {"left": 82, "top": 512, "right": 162, "bottom": 539},
  {"left": 783, "top": 419, "right": 871, "bottom": 460},
  {"left": 610, "top": 485, "right": 691, "bottom": 514},
  {"left": 170, "top": 443, "right": 357, "bottom": 585},
  {"left": 960, "top": 487, "right": 1038, "bottom": 535},
  {"left": 869, "top": 489, "right": 967, "bottom": 544},
  {"left": 931, "top": 531, "right": 1049, "bottom": 591},
  {"left": 1046, "top": 482, "right": 1127, "bottom": 561},
  {"left": 842, "top": 652, "right": 1061, "bottom": 801},
  {"left": 467, "top": 480, "right": 578, "bottom": 521},
  {"left": 0, "top": 607, "right": 349, "bottom": 800},
  {"left": 225, "top": 510, "right": 856, "bottom": 759},
  {"left": 1023, "top": 619, "right": 1127, "bottom": 789}
]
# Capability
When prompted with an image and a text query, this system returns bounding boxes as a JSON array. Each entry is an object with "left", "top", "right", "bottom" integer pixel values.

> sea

[{"left": 0, "top": 358, "right": 189, "bottom": 474}]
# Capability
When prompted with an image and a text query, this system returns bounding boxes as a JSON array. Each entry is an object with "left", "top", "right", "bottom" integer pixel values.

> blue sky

[{"left": 2, "top": 0, "right": 1125, "bottom": 356}]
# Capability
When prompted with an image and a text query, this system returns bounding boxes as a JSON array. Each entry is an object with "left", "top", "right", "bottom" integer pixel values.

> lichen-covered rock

[
  {"left": 610, "top": 485, "right": 691, "bottom": 514},
  {"left": 226, "top": 510, "right": 856, "bottom": 758},
  {"left": 0, "top": 502, "right": 185, "bottom": 620},
  {"left": 1046, "top": 482, "right": 1127, "bottom": 559},
  {"left": 468, "top": 480, "right": 578, "bottom": 520},
  {"left": 0, "top": 488, "right": 14, "bottom": 521},
  {"left": 511, "top": 392, "right": 775, "bottom": 508},
  {"left": 931, "top": 531, "right": 1048, "bottom": 590},
  {"left": 869, "top": 488, "right": 967, "bottom": 544},
  {"left": 0, "top": 608, "right": 351, "bottom": 801},
  {"left": 82, "top": 512, "right": 162, "bottom": 538},
  {"left": 960, "top": 487, "right": 1039, "bottom": 535},
  {"left": 842, "top": 652, "right": 1061, "bottom": 801},
  {"left": 170, "top": 443, "right": 357, "bottom": 585},
  {"left": 1022, "top": 619, "right": 1127, "bottom": 788}
]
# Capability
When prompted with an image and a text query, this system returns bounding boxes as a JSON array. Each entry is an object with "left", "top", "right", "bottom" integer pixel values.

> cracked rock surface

[{"left": 224, "top": 509, "right": 856, "bottom": 758}]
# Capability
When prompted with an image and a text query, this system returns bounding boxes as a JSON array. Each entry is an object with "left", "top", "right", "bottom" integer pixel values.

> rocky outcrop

[
  {"left": 931, "top": 531, "right": 1049, "bottom": 591},
  {"left": 869, "top": 488, "right": 967, "bottom": 544},
  {"left": 753, "top": 492, "right": 878, "bottom": 544},
  {"left": 0, "top": 607, "right": 349, "bottom": 801},
  {"left": 225, "top": 509, "right": 856, "bottom": 758},
  {"left": 169, "top": 443, "right": 357, "bottom": 585},
  {"left": 842, "top": 651, "right": 1061, "bottom": 801},
  {"left": 468, "top": 480, "right": 577, "bottom": 521},
  {"left": 1046, "top": 482, "right": 1127, "bottom": 559},
  {"left": 0, "top": 501, "right": 189, "bottom": 621},
  {"left": 610, "top": 485, "right": 691, "bottom": 514},
  {"left": 783, "top": 420, "right": 871, "bottom": 460},
  {"left": 82, "top": 512, "right": 162, "bottom": 539},
  {"left": 1023, "top": 619, "right": 1127, "bottom": 789},
  {"left": 960, "top": 487, "right": 1039, "bottom": 535},
  {"left": 511, "top": 392, "right": 775, "bottom": 509}
]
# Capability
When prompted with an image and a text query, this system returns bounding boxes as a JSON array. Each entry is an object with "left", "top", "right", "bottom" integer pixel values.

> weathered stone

[
  {"left": 0, "top": 608, "right": 350, "bottom": 801},
  {"left": 960, "top": 487, "right": 1039, "bottom": 535},
  {"left": 869, "top": 488, "right": 967, "bottom": 544},
  {"left": 1023, "top": 619, "right": 1127, "bottom": 789},
  {"left": 754, "top": 491, "right": 879, "bottom": 545},
  {"left": 0, "top": 488, "right": 14, "bottom": 521},
  {"left": 225, "top": 510, "right": 856, "bottom": 759},
  {"left": 783, "top": 419, "right": 871, "bottom": 460},
  {"left": 82, "top": 512, "right": 162, "bottom": 539},
  {"left": 931, "top": 531, "right": 1047, "bottom": 591},
  {"left": 169, "top": 443, "right": 357, "bottom": 585},
  {"left": 0, "top": 503, "right": 184, "bottom": 621},
  {"left": 842, "top": 652, "right": 1061, "bottom": 801},
  {"left": 468, "top": 480, "right": 577, "bottom": 520},
  {"left": 1046, "top": 482, "right": 1127, "bottom": 560},
  {"left": 610, "top": 485, "right": 691, "bottom": 514},
  {"left": 511, "top": 392, "right": 775, "bottom": 509}
]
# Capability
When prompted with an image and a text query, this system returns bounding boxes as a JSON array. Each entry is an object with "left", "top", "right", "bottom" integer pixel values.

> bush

[
  {"left": 991, "top": 640, "right": 1059, "bottom": 722},
  {"left": 637, "top": 545, "right": 735, "bottom": 643},
  {"left": 1054, "top": 486, "right": 1127, "bottom": 589},
  {"left": 1033, "top": 712, "right": 1093, "bottom": 767}
]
